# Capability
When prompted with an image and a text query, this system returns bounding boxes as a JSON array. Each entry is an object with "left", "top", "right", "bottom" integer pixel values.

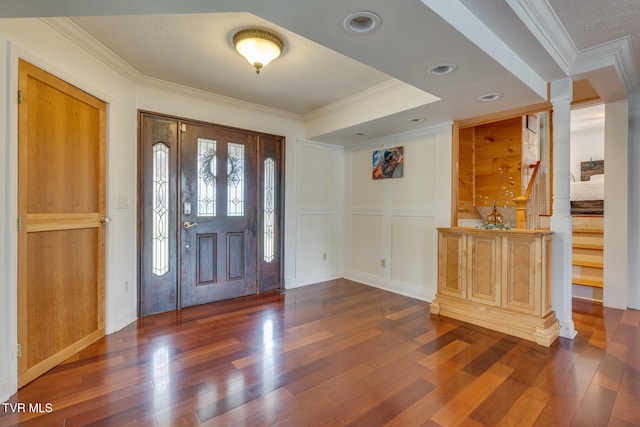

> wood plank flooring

[{"left": 1, "top": 279, "right": 639, "bottom": 426}]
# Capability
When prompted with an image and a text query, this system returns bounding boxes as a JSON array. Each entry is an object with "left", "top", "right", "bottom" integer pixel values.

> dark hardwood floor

[{"left": 1, "top": 279, "right": 639, "bottom": 426}]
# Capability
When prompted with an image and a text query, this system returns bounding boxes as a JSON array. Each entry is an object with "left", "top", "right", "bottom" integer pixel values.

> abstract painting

[{"left": 372, "top": 146, "right": 404, "bottom": 179}]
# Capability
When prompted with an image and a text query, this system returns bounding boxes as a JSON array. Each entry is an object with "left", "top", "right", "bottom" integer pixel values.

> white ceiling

[{"left": 1, "top": 0, "right": 638, "bottom": 145}]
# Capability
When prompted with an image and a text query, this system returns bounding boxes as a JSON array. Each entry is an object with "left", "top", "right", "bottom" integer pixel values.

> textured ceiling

[{"left": 549, "top": 0, "right": 640, "bottom": 73}]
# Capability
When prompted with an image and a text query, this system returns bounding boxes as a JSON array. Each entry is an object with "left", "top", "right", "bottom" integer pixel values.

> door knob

[
  {"left": 183, "top": 221, "right": 198, "bottom": 229},
  {"left": 100, "top": 216, "right": 111, "bottom": 224}
]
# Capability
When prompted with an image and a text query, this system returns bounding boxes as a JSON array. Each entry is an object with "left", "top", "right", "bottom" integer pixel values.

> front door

[
  {"left": 179, "top": 123, "right": 258, "bottom": 306},
  {"left": 139, "top": 112, "right": 283, "bottom": 315},
  {"left": 17, "top": 59, "right": 107, "bottom": 386}
]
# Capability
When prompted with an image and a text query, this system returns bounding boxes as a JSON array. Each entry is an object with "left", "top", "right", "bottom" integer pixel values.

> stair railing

[{"left": 514, "top": 161, "right": 548, "bottom": 229}]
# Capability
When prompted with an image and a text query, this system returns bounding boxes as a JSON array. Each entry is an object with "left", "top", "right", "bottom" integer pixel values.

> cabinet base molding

[{"left": 430, "top": 295, "right": 560, "bottom": 347}]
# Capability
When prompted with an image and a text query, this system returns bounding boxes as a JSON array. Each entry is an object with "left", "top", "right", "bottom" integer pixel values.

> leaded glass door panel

[{"left": 179, "top": 123, "right": 258, "bottom": 307}]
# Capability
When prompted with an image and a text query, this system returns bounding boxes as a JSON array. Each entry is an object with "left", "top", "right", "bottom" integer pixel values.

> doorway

[
  {"left": 17, "top": 59, "right": 107, "bottom": 386},
  {"left": 138, "top": 112, "right": 284, "bottom": 315}
]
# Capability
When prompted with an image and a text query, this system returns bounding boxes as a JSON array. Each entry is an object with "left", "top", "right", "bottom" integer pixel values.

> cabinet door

[
  {"left": 502, "top": 235, "right": 540, "bottom": 314},
  {"left": 438, "top": 232, "right": 466, "bottom": 298},
  {"left": 468, "top": 235, "right": 501, "bottom": 306}
]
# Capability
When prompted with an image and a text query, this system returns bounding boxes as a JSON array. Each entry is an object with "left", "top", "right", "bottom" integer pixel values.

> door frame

[{"left": 137, "top": 110, "right": 286, "bottom": 316}]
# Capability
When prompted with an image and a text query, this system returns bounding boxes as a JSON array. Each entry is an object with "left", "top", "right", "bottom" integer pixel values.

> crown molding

[
  {"left": 508, "top": 0, "right": 640, "bottom": 94},
  {"left": 572, "top": 36, "right": 640, "bottom": 93},
  {"left": 41, "top": 17, "right": 144, "bottom": 83},
  {"left": 506, "top": 0, "right": 577, "bottom": 75},
  {"left": 41, "top": 17, "right": 304, "bottom": 121},
  {"left": 344, "top": 121, "right": 452, "bottom": 152},
  {"left": 304, "top": 79, "right": 434, "bottom": 121}
]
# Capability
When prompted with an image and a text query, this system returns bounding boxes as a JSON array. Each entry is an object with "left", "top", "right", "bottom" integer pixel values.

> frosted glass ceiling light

[{"left": 233, "top": 29, "right": 284, "bottom": 74}]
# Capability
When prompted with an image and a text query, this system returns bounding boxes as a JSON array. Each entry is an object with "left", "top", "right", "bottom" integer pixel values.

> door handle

[
  {"left": 183, "top": 221, "right": 198, "bottom": 229},
  {"left": 100, "top": 216, "right": 111, "bottom": 224}
]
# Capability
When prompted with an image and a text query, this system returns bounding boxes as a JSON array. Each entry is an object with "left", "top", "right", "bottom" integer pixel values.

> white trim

[
  {"left": 285, "top": 272, "right": 342, "bottom": 290},
  {"left": 298, "top": 207, "right": 337, "bottom": 216},
  {"left": 423, "top": 0, "right": 548, "bottom": 99},
  {"left": 572, "top": 37, "right": 640, "bottom": 93},
  {"left": 508, "top": 0, "right": 640, "bottom": 94},
  {"left": 345, "top": 121, "right": 452, "bottom": 152},
  {"left": 506, "top": 0, "right": 576, "bottom": 75},
  {"left": 344, "top": 271, "right": 436, "bottom": 303},
  {"left": 305, "top": 79, "right": 438, "bottom": 121}
]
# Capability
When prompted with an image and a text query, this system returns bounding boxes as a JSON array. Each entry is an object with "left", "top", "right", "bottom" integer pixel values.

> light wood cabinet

[{"left": 431, "top": 227, "right": 559, "bottom": 347}]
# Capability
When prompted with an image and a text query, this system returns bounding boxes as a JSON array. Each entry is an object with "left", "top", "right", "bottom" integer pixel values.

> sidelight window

[
  {"left": 152, "top": 142, "right": 169, "bottom": 276},
  {"left": 264, "top": 158, "right": 275, "bottom": 262}
]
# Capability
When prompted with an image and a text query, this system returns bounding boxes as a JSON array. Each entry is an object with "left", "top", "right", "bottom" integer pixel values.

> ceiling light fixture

[
  {"left": 343, "top": 11, "right": 381, "bottom": 34},
  {"left": 427, "top": 63, "right": 458, "bottom": 76},
  {"left": 476, "top": 93, "right": 503, "bottom": 102},
  {"left": 233, "top": 28, "right": 284, "bottom": 74}
]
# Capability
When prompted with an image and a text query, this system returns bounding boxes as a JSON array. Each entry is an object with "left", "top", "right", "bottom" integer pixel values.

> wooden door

[
  {"left": 179, "top": 123, "right": 258, "bottom": 306},
  {"left": 17, "top": 59, "right": 106, "bottom": 387},
  {"left": 139, "top": 113, "right": 284, "bottom": 315}
]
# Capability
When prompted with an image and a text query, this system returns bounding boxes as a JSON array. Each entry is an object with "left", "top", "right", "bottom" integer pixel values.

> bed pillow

[{"left": 589, "top": 174, "right": 604, "bottom": 182}]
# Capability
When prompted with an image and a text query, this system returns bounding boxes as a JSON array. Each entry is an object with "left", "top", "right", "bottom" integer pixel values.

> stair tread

[
  {"left": 572, "top": 277, "right": 604, "bottom": 288},
  {"left": 573, "top": 243, "right": 604, "bottom": 250},
  {"left": 572, "top": 260, "right": 604, "bottom": 268},
  {"left": 572, "top": 228, "right": 604, "bottom": 234}
]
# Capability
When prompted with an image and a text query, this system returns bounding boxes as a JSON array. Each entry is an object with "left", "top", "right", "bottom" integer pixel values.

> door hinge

[
  {"left": 180, "top": 123, "right": 187, "bottom": 133},
  {"left": 18, "top": 90, "right": 23, "bottom": 105},
  {"left": 17, "top": 216, "right": 22, "bottom": 231},
  {"left": 17, "top": 344, "right": 22, "bottom": 358}
]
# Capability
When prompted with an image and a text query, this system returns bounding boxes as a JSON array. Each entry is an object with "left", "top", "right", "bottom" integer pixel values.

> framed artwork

[{"left": 372, "top": 146, "right": 404, "bottom": 179}]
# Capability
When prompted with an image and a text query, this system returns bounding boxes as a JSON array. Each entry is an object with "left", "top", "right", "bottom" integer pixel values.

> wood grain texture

[
  {"left": 2, "top": 279, "right": 638, "bottom": 426},
  {"left": 18, "top": 59, "right": 106, "bottom": 387}
]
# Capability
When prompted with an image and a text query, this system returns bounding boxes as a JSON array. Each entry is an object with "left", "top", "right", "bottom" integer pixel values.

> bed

[{"left": 570, "top": 160, "right": 604, "bottom": 215}]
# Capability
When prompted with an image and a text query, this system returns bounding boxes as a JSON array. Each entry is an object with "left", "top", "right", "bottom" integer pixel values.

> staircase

[{"left": 572, "top": 216, "right": 604, "bottom": 288}]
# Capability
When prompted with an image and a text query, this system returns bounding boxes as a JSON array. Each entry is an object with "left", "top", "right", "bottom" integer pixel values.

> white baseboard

[
  {"left": 284, "top": 271, "right": 342, "bottom": 290},
  {"left": 344, "top": 271, "right": 435, "bottom": 302}
]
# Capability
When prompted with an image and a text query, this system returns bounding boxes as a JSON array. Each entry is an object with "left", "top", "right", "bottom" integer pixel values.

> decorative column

[
  {"left": 550, "top": 78, "right": 577, "bottom": 339},
  {"left": 627, "top": 92, "right": 640, "bottom": 309}
]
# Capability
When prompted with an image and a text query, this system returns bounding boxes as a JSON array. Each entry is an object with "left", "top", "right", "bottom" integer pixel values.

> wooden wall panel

[
  {"left": 504, "top": 237, "right": 537, "bottom": 314},
  {"left": 473, "top": 117, "right": 522, "bottom": 208},
  {"left": 458, "top": 127, "right": 477, "bottom": 218},
  {"left": 469, "top": 235, "right": 500, "bottom": 306},
  {"left": 438, "top": 233, "right": 465, "bottom": 299}
]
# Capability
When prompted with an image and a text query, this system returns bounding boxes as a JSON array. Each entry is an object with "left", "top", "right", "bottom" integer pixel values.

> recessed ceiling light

[
  {"left": 427, "top": 63, "right": 458, "bottom": 76},
  {"left": 343, "top": 11, "right": 381, "bottom": 34},
  {"left": 477, "top": 93, "right": 503, "bottom": 102}
]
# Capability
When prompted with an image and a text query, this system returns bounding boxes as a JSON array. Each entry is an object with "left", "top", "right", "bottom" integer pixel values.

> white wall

[
  {"left": 627, "top": 92, "right": 640, "bottom": 310},
  {"left": 603, "top": 101, "right": 628, "bottom": 309},
  {"left": 344, "top": 124, "right": 452, "bottom": 301},
  {"left": 286, "top": 140, "right": 344, "bottom": 287},
  {"left": 570, "top": 104, "right": 605, "bottom": 181}
]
